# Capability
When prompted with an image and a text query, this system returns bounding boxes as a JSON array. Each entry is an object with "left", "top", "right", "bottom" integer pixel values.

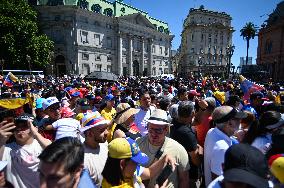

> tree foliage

[{"left": 0, "top": 0, "right": 54, "bottom": 70}]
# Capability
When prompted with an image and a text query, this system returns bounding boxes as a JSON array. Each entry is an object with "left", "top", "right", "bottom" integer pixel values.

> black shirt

[{"left": 170, "top": 120, "right": 199, "bottom": 179}]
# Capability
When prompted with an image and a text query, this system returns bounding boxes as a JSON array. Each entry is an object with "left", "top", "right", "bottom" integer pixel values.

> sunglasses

[{"left": 148, "top": 127, "right": 166, "bottom": 134}]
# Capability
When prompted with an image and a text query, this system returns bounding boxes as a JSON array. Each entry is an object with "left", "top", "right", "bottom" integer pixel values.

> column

[
  {"left": 128, "top": 34, "right": 133, "bottom": 76},
  {"left": 140, "top": 37, "right": 145, "bottom": 76},
  {"left": 148, "top": 38, "right": 153, "bottom": 76},
  {"left": 117, "top": 31, "right": 123, "bottom": 76}
]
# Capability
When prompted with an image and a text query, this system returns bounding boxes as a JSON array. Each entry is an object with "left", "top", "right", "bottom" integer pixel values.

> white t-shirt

[
  {"left": 134, "top": 106, "right": 156, "bottom": 136},
  {"left": 2, "top": 139, "right": 43, "bottom": 188},
  {"left": 52, "top": 118, "right": 82, "bottom": 141},
  {"left": 84, "top": 142, "right": 108, "bottom": 187},
  {"left": 204, "top": 128, "right": 232, "bottom": 186}
]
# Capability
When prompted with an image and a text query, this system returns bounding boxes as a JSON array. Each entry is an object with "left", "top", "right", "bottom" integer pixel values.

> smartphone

[{"left": 156, "top": 163, "right": 173, "bottom": 187}]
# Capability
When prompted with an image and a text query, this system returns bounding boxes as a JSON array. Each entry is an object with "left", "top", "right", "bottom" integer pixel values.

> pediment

[{"left": 119, "top": 13, "right": 156, "bottom": 29}]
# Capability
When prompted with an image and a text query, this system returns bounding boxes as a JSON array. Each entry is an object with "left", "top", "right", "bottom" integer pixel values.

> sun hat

[
  {"left": 108, "top": 137, "right": 149, "bottom": 165},
  {"left": 114, "top": 103, "right": 139, "bottom": 125},
  {"left": 0, "top": 161, "right": 8, "bottom": 171},
  {"left": 265, "top": 113, "right": 284, "bottom": 130},
  {"left": 147, "top": 109, "right": 172, "bottom": 126},
  {"left": 212, "top": 106, "right": 247, "bottom": 124},
  {"left": 223, "top": 143, "right": 269, "bottom": 188},
  {"left": 80, "top": 112, "right": 110, "bottom": 133},
  {"left": 268, "top": 154, "right": 284, "bottom": 183},
  {"left": 42, "top": 97, "right": 60, "bottom": 111}
]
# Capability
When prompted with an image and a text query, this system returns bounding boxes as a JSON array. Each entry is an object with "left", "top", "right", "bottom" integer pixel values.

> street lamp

[
  {"left": 226, "top": 45, "right": 235, "bottom": 79},
  {"left": 49, "top": 51, "right": 55, "bottom": 76},
  {"left": 26, "top": 55, "right": 31, "bottom": 77}
]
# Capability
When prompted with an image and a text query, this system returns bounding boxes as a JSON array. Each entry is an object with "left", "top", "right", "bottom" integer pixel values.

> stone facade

[
  {"left": 33, "top": 0, "right": 173, "bottom": 76},
  {"left": 178, "top": 6, "right": 234, "bottom": 77},
  {"left": 257, "top": 1, "right": 284, "bottom": 81}
]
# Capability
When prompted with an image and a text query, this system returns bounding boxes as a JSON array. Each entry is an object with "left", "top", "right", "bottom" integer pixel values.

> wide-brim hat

[
  {"left": 223, "top": 168, "right": 269, "bottom": 187},
  {"left": 80, "top": 112, "right": 110, "bottom": 133},
  {"left": 147, "top": 109, "right": 172, "bottom": 126},
  {"left": 114, "top": 103, "right": 139, "bottom": 124}
]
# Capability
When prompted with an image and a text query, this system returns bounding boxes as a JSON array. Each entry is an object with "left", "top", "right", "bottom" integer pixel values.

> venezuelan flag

[
  {"left": 240, "top": 75, "right": 264, "bottom": 100},
  {"left": 3, "top": 72, "right": 18, "bottom": 87}
]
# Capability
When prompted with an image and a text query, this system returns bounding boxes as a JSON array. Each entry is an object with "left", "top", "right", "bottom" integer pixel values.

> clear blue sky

[{"left": 121, "top": 0, "right": 282, "bottom": 67}]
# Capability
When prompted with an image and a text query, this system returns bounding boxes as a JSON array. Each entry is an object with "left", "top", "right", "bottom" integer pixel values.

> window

[
  {"left": 104, "top": 8, "right": 113, "bottom": 17},
  {"left": 81, "top": 31, "right": 88, "bottom": 44},
  {"left": 152, "top": 46, "right": 156, "bottom": 53},
  {"left": 164, "top": 68, "right": 169, "bottom": 74},
  {"left": 107, "top": 55, "right": 112, "bottom": 62},
  {"left": 190, "top": 48, "right": 194, "bottom": 53},
  {"left": 165, "top": 61, "right": 168, "bottom": 66},
  {"left": 160, "top": 47, "right": 163, "bottom": 55},
  {"left": 107, "top": 65, "right": 111, "bottom": 72},
  {"left": 82, "top": 53, "right": 89, "bottom": 60},
  {"left": 106, "top": 24, "right": 112, "bottom": 29},
  {"left": 91, "top": 4, "right": 102, "bottom": 13},
  {"left": 214, "top": 34, "right": 218, "bottom": 44},
  {"left": 200, "top": 48, "right": 204, "bottom": 54},
  {"left": 96, "top": 54, "right": 101, "bottom": 61},
  {"left": 107, "top": 37, "right": 112, "bottom": 48},
  {"left": 158, "top": 26, "right": 164, "bottom": 33},
  {"left": 208, "top": 34, "right": 212, "bottom": 43},
  {"left": 77, "top": 0, "right": 89, "bottom": 10},
  {"left": 191, "top": 33, "right": 194, "bottom": 41},
  {"left": 159, "top": 61, "right": 162, "bottom": 66},
  {"left": 96, "top": 64, "right": 102, "bottom": 71},
  {"left": 220, "top": 35, "right": 224, "bottom": 44},
  {"left": 165, "top": 47, "right": 168, "bottom": 55},
  {"left": 94, "top": 34, "right": 100, "bottom": 45},
  {"left": 153, "top": 60, "right": 155, "bottom": 65},
  {"left": 219, "top": 48, "right": 223, "bottom": 55},
  {"left": 159, "top": 68, "right": 163, "bottom": 75},
  {"left": 152, "top": 67, "right": 156, "bottom": 75},
  {"left": 265, "top": 40, "right": 273, "bottom": 54},
  {"left": 201, "top": 34, "right": 204, "bottom": 42}
]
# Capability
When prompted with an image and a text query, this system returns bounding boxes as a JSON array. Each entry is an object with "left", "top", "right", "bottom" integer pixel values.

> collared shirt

[{"left": 204, "top": 128, "right": 232, "bottom": 186}]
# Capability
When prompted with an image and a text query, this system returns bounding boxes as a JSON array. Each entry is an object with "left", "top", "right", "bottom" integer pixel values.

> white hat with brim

[
  {"left": 0, "top": 161, "right": 8, "bottom": 171},
  {"left": 147, "top": 109, "right": 172, "bottom": 126}
]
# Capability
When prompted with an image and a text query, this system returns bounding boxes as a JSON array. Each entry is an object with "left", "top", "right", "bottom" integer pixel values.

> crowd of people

[{"left": 0, "top": 74, "right": 283, "bottom": 188}]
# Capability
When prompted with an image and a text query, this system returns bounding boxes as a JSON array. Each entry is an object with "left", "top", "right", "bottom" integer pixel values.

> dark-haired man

[{"left": 39, "top": 137, "right": 96, "bottom": 188}]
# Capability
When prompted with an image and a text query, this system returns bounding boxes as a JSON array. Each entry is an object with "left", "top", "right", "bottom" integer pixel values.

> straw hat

[{"left": 114, "top": 103, "right": 139, "bottom": 125}]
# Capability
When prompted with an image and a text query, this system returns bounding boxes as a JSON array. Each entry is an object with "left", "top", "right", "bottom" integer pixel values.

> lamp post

[
  {"left": 49, "top": 51, "right": 54, "bottom": 76},
  {"left": 226, "top": 45, "right": 235, "bottom": 79},
  {"left": 26, "top": 55, "right": 31, "bottom": 77}
]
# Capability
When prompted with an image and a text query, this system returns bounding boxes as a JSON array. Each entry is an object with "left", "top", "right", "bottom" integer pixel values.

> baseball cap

[
  {"left": 188, "top": 90, "right": 200, "bottom": 97},
  {"left": 108, "top": 137, "right": 149, "bottom": 165},
  {"left": 42, "top": 97, "right": 60, "bottom": 111},
  {"left": 223, "top": 144, "right": 269, "bottom": 188},
  {"left": 213, "top": 106, "right": 247, "bottom": 124},
  {"left": 268, "top": 154, "right": 284, "bottom": 183},
  {"left": 105, "top": 94, "right": 114, "bottom": 101},
  {"left": 80, "top": 112, "right": 110, "bottom": 133}
]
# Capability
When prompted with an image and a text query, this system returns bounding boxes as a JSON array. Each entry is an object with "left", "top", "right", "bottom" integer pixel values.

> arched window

[
  {"left": 91, "top": 4, "right": 102, "bottom": 13},
  {"left": 77, "top": 0, "right": 89, "bottom": 10},
  {"left": 104, "top": 8, "right": 113, "bottom": 17},
  {"left": 158, "top": 26, "right": 164, "bottom": 33}
]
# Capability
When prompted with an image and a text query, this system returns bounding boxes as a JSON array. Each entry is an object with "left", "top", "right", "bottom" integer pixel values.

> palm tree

[{"left": 240, "top": 22, "right": 258, "bottom": 65}]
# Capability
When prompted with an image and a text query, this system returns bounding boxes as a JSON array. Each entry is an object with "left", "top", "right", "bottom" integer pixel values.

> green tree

[
  {"left": 240, "top": 22, "right": 257, "bottom": 65},
  {"left": 0, "top": 0, "right": 54, "bottom": 70}
]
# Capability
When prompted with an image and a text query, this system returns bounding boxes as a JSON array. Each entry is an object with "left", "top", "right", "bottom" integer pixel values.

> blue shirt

[{"left": 78, "top": 169, "right": 96, "bottom": 188}]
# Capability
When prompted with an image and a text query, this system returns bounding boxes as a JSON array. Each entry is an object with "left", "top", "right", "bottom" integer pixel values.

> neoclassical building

[
  {"left": 257, "top": 1, "right": 284, "bottom": 81},
  {"left": 178, "top": 6, "right": 234, "bottom": 77},
  {"left": 31, "top": 0, "right": 173, "bottom": 76}
]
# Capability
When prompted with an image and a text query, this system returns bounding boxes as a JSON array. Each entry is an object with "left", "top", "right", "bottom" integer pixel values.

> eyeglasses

[{"left": 148, "top": 127, "right": 166, "bottom": 134}]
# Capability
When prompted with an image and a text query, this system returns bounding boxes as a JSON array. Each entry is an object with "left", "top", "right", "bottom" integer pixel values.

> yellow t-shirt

[
  {"left": 101, "top": 178, "right": 133, "bottom": 188},
  {"left": 101, "top": 107, "right": 116, "bottom": 121}
]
